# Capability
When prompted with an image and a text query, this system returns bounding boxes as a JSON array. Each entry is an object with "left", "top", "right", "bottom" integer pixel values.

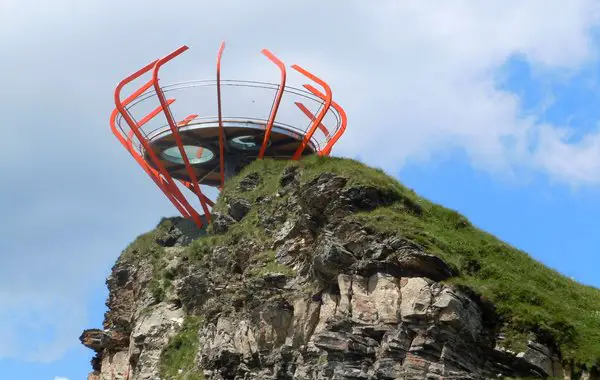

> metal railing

[{"left": 110, "top": 42, "right": 347, "bottom": 228}]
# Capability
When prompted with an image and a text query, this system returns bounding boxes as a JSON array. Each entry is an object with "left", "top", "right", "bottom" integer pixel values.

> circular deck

[{"left": 144, "top": 118, "right": 317, "bottom": 186}]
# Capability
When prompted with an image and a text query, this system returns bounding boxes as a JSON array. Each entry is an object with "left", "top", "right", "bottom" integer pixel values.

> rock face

[{"left": 82, "top": 168, "right": 595, "bottom": 379}]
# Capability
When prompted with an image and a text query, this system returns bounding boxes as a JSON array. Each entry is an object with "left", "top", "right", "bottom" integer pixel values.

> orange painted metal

[
  {"left": 294, "top": 101, "right": 331, "bottom": 140},
  {"left": 302, "top": 84, "right": 347, "bottom": 156},
  {"left": 151, "top": 46, "right": 212, "bottom": 222},
  {"left": 177, "top": 113, "right": 199, "bottom": 127},
  {"left": 110, "top": 43, "right": 347, "bottom": 230},
  {"left": 116, "top": 116, "right": 193, "bottom": 220},
  {"left": 110, "top": 109, "right": 192, "bottom": 219},
  {"left": 216, "top": 41, "right": 226, "bottom": 188},
  {"left": 257, "top": 49, "right": 286, "bottom": 159},
  {"left": 179, "top": 180, "right": 216, "bottom": 207},
  {"left": 138, "top": 99, "right": 175, "bottom": 127},
  {"left": 290, "top": 64, "right": 332, "bottom": 160},
  {"left": 198, "top": 192, "right": 216, "bottom": 207},
  {"left": 113, "top": 50, "right": 205, "bottom": 228},
  {"left": 121, "top": 78, "right": 156, "bottom": 105},
  {"left": 121, "top": 100, "right": 209, "bottom": 215}
]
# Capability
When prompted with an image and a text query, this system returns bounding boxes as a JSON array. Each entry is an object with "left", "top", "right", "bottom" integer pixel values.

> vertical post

[
  {"left": 152, "top": 46, "right": 212, "bottom": 222},
  {"left": 258, "top": 49, "right": 287, "bottom": 159},
  {"left": 113, "top": 110, "right": 192, "bottom": 219},
  {"left": 302, "top": 84, "right": 347, "bottom": 156},
  {"left": 291, "top": 65, "right": 332, "bottom": 160},
  {"left": 113, "top": 48, "right": 205, "bottom": 228},
  {"left": 294, "top": 101, "right": 331, "bottom": 140}
]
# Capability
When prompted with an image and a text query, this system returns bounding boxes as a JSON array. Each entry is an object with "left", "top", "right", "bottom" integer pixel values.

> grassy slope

[
  {"left": 159, "top": 316, "right": 204, "bottom": 380},
  {"left": 219, "top": 156, "right": 600, "bottom": 368}
]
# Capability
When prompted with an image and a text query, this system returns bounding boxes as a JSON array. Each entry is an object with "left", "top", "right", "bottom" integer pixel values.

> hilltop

[{"left": 82, "top": 156, "right": 600, "bottom": 379}]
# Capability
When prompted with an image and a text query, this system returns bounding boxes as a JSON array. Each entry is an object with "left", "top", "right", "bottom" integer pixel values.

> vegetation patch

[
  {"left": 217, "top": 156, "right": 419, "bottom": 206},
  {"left": 220, "top": 156, "right": 600, "bottom": 368},
  {"left": 334, "top": 167, "right": 600, "bottom": 367},
  {"left": 136, "top": 156, "right": 600, "bottom": 369},
  {"left": 247, "top": 250, "right": 296, "bottom": 278},
  {"left": 185, "top": 234, "right": 224, "bottom": 263},
  {"left": 121, "top": 219, "right": 183, "bottom": 303},
  {"left": 159, "top": 315, "right": 205, "bottom": 380},
  {"left": 215, "top": 159, "right": 291, "bottom": 211},
  {"left": 120, "top": 218, "right": 172, "bottom": 262}
]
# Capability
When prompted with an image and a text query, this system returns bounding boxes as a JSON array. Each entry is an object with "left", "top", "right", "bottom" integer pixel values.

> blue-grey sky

[{"left": 2, "top": 1, "right": 600, "bottom": 378}]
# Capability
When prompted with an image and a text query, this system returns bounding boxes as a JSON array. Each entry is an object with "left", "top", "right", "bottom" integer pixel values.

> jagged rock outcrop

[
  {"left": 82, "top": 159, "right": 600, "bottom": 379},
  {"left": 80, "top": 329, "right": 130, "bottom": 351}
]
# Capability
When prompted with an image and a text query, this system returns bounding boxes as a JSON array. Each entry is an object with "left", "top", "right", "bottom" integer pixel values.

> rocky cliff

[{"left": 82, "top": 157, "right": 600, "bottom": 379}]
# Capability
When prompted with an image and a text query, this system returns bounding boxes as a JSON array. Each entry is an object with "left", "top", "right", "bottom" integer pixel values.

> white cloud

[
  {"left": 3, "top": 0, "right": 600, "bottom": 183},
  {"left": 54, "top": 376, "right": 69, "bottom": 380},
  {"left": 335, "top": 0, "right": 600, "bottom": 182},
  {"left": 2, "top": 0, "right": 600, "bottom": 364}
]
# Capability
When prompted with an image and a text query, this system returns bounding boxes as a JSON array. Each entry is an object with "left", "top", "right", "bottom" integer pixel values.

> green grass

[
  {"left": 351, "top": 200, "right": 600, "bottom": 364},
  {"left": 186, "top": 235, "right": 225, "bottom": 262},
  {"left": 298, "top": 155, "right": 415, "bottom": 195},
  {"left": 128, "top": 156, "right": 600, "bottom": 369},
  {"left": 159, "top": 316, "right": 205, "bottom": 380},
  {"left": 215, "top": 159, "right": 292, "bottom": 211},
  {"left": 218, "top": 156, "right": 600, "bottom": 368},
  {"left": 218, "top": 155, "right": 417, "bottom": 205},
  {"left": 120, "top": 229, "right": 165, "bottom": 263},
  {"left": 246, "top": 250, "right": 296, "bottom": 278},
  {"left": 121, "top": 219, "right": 181, "bottom": 303}
]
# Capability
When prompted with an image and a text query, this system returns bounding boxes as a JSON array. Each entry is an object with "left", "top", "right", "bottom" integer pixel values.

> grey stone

[
  {"left": 394, "top": 250, "right": 455, "bottom": 281},
  {"left": 520, "top": 341, "right": 553, "bottom": 376},
  {"left": 211, "top": 212, "right": 236, "bottom": 234},
  {"left": 228, "top": 198, "right": 252, "bottom": 221},
  {"left": 239, "top": 172, "right": 261, "bottom": 191},
  {"left": 81, "top": 165, "right": 568, "bottom": 380},
  {"left": 313, "top": 240, "right": 357, "bottom": 282}
]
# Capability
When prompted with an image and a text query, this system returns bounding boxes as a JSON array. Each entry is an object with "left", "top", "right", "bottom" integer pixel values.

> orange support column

[
  {"left": 302, "top": 84, "right": 347, "bottom": 156},
  {"left": 110, "top": 43, "right": 347, "bottom": 230},
  {"left": 113, "top": 49, "right": 205, "bottom": 228},
  {"left": 258, "top": 49, "right": 287, "bottom": 159},
  {"left": 151, "top": 46, "right": 212, "bottom": 222},
  {"left": 291, "top": 65, "right": 332, "bottom": 160}
]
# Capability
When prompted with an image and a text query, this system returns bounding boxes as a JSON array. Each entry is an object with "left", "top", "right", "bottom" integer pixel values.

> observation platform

[
  {"left": 110, "top": 42, "right": 347, "bottom": 228},
  {"left": 144, "top": 118, "right": 316, "bottom": 187}
]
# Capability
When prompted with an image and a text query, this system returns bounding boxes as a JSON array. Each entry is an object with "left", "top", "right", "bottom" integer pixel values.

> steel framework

[{"left": 110, "top": 42, "right": 347, "bottom": 229}]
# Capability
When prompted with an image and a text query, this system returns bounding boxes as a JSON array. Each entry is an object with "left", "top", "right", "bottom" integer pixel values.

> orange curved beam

[
  {"left": 138, "top": 99, "right": 175, "bottom": 127},
  {"left": 155, "top": 171, "right": 194, "bottom": 218},
  {"left": 124, "top": 128, "right": 191, "bottom": 213},
  {"left": 294, "top": 101, "right": 331, "bottom": 140},
  {"left": 302, "top": 84, "right": 347, "bottom": 156},
  {"left": 123, "top": 98, "right": 176, "bottom": 152},
  {"left": 216, "top": 41, "right": 226, "bottom": 188},
  {"left": 258, "top": 49, "right": 287, "bottom": 159},
  {"left": 178, "top": 113, "right": 198, "bottom": 127},
  {"left": 290, "top": 65, "right": 332, "bottom": 160},
  {"left": 113, "top": 49, "right": 204, "bottom": 227},
  {"left": 110, "top": 109, "right": 191, "bottom": 218},
  {"left": 179, "top": 180, "right": 215, "bottom": 207},
  {"left": 152, "top": 46, "right": 212, "bottom": 222},
  {"left": 114, "top": 111, "right": 194, "bottom": 221}
]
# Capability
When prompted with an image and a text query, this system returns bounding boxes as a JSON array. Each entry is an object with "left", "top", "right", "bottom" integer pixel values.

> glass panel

[
  {"left": 161, "top": 145, "right": 214, "bottom": 164},
  {"left": 229, "top": 135, "right": 270, "bottom": 151}
]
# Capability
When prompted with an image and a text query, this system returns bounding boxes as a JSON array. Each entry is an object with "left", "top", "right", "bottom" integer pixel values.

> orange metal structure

[{"left": 110, "top": 42, "right": 347, "bottom": 229}]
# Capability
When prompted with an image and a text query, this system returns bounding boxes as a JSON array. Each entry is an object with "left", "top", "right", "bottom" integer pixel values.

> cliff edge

[{"left": 81, "top": 156, "right": 600, "bottom": 379}]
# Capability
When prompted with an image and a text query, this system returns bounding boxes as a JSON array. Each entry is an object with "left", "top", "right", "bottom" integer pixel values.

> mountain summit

[{"left": 81, "top": 157, "right": 600, "bottom": 379}]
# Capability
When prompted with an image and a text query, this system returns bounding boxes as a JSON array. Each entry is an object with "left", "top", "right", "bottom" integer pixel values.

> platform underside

[{"left": 143, "top": 119, "right": 316, "bottom": 186}]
